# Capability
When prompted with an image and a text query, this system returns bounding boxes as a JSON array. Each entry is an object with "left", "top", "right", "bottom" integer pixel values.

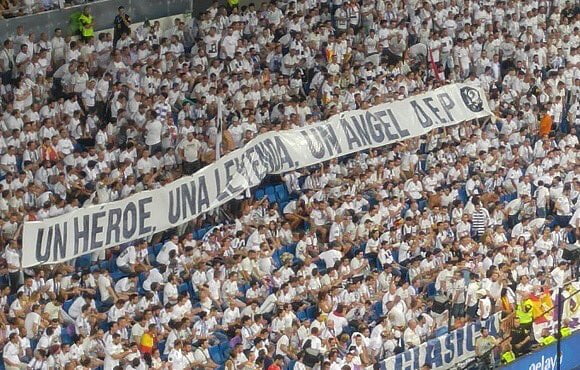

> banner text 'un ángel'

[{"left": 22, "top": 84, "right": 491, "bottom": 267}]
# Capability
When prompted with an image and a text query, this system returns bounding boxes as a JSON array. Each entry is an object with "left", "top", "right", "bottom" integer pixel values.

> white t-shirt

[
  {"left": 24, "top": 312, "right": 41, "bottom": 338},
  {"left": 116, "top": 246, "right": 136, "bottom": 268},
  {"left": 168, "top": 349, "right": 186, "bottom": 370},
  {"left": 145, "top": 119, "right": 163, "bottom": 146},
  {"left": 104, "top": 342, "right": 123, "bottom": 370},
  {"left": 98, "top": 275, "right": 113, "bottom": 302}
]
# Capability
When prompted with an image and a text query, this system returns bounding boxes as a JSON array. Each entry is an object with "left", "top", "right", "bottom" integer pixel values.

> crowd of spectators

[
  {"left": 0, "top": 0, "right": 579, "bottom": 369},
  {"left": 0, "top": 0, "right": 87, "bottom": 19}
]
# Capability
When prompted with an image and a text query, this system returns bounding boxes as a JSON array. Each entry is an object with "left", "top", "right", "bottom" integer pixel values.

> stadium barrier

[{"left": 501, "top": 331, "right": 580, "bottom": 370}]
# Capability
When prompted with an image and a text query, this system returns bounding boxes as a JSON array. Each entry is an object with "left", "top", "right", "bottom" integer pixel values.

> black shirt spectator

[{"left": 113, "top": 6, "right": 131, "bottom": 46}]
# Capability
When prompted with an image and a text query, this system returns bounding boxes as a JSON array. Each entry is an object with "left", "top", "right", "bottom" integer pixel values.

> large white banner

[{"left": 22, "top": 84, "right": 491, "bottom": 267}]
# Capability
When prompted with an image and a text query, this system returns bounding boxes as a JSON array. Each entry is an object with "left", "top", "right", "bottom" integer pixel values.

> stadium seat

[
  {"left": 315, "top": 259, "right": 327, "bottom": 274},
  {"left": 372, "top": 301, "right": 383, "bottom": 319},
  {"left": 157, "top": 340, "right": 167, "bottom": 361},
  {"left": 274, "top": 184, "right": 289, "bottom": 202},
  {"left": 178, "top": 283, "right": 189, "bottom": 294},
  {"left": 110, "top": 271, "right": 127, "bottom": 281},
  {"left": 153, "top": 243, "right": 164, "bottom": 256},
  {"left": 98, "top": 260, "right": 109, "bottom": 271},
  {"left": 306, "top": 305, "right": 318, "bottom": 320},
  {"left": 89, "top": 264, "right": 100, "bottom": 273},
  {"left": 272, "top": 249, "right": 282, "bottom": 268},
  {"left": 265, "top": 186, "right": 277, "bottom": 203},
  {"left": 285, "top": 243, "right": 297, "bottom": 255},
  {"left": 239, "top": 283, "right": 250, "bottom": 295},
  {"left": 458, "top": 187, "right": 468, "bottom": 204},
  {"left": 61, "top": 330, "right": 73, "bottom": 345},
  {"left": 435, "top": 326, "right": 448, "bottom": 337},
  {"left": 255, "top": 188, "right": 265, "bottom": 200},
  {"left": 99, "top": 321, "right": 110, "bottom": 332},
  {"left": 75, "top": 254, "right": 92, "bottom": 270},
  {"left": 279, "top": 201, "right": 289, "bottom": 211},
  {"left": 426, "top": 282, "right": 437, "bottom": 297},
  {"left": 296, "top": 309, "right": 308, "bottom": 321},
  {"left": 209, "top": 344, "right": 227, "bottom": 365},
  {"left": 391, "top": 249, "right": 399, "bottom": 263},
  {"left": 108, "top": 258, "right": 119, "bottom": 273},
  {"left": 63, "top": 299, "right": 74, "bottom": 313}
]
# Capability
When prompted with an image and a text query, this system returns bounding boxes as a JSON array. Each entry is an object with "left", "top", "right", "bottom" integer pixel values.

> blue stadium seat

[
  {"left": 306, "top": 305, "right": 318, "bottom": 320},
  {"left": 108, "top": 258, "right": 119, "bottom": 273},
  {"left": 458, "top": 187, "right": 468, "bottom": 204},
  {"left": 196, "top": 227, "right": 211, "bottom": 240},
  {"left": 315, "top": 259, "right": 327, "bottom": 274},
  {"left": 239, "top": 283, "right": 250, "bottom": 295},
  {"left": 153, "top": 243, "right": 164, "bottom": 256},
  {"left": 157, "top": 340, "right": 167, "bottom": 360},
  {"left": 98, "top": 260, "right": 109, "bottom": 271},
  {"left": 63, "top": 299, "right": 74, "bottom": 314},
  {"left": 274, "top": 184, "right": 289, "bottom": 202},
  {"left": 75, "top": 254, "right": 92, "bottom": 270},
  {"left": 110, "top": 271, "right": 127, "bottom": 281},
  {"left": 272, "top": 249, "right": 282, "bottom": 268},
  {"left": 426, "top": 282, "right": 437, "bottom": 297},
  {"left": 89, "top": 264, "right": 100, "bottom": 273},
  {"left": 61, "top": 331, "right": 73, "bottom": 345},
  {"left": 265, "top": 186, "right": 277, "bottom": 203},
  {"left": 285, "top": 243, "right": 297, "bottom": 255},
  {"left": 372, "top": 301, "right": 383, "bottom": 319},
  {"left": 391, "top": 249, "right": 399, "bottom": 263},
  {"left": 178, "top": 283, "right": 189, "bottom": 295},
  {"left": 255, "top": 188, "right": 265, "bottom": 200},
  {"left": 209, "top": 345, "right": 227, "bottom": 365}
]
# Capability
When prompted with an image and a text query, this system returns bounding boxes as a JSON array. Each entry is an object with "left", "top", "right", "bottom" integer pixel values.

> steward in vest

[
  {"left": 560, "top": 319, "right": 572, "bottom": 338},
  {"left": 501, "top": 350, "right": 516, "bottom": 364},
  {"left": 227, "top": 0, "right": 239, "bottom": 10},
  {"left": 539, "top": 328, "right": 556, "bottom": 346},
  {"left": 516, "top": 299, "right": 533, "bottom": 331},
  {"left": 510, "top": 318, "right": 534, "bottom": 356},
  {"left": 78, "top": 6, "right": 94, "bottom": 41}
]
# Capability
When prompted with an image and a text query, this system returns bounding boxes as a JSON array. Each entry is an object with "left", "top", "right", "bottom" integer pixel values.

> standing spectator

[{"left": 113, "top": 6, "right": 131, "bottom": 49}]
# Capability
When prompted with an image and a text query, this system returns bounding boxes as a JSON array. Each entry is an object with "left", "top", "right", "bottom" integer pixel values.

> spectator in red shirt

[{"left": 267, "top": 355, "right": 285, "bottom": 370}]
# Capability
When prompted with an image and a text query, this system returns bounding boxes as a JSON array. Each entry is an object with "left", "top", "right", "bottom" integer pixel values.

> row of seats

[{"left": 254, "top": 183, "right": 292, "bottom": 210}]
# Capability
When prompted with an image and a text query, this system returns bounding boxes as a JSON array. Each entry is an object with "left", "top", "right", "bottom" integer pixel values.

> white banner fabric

[{"left": 22, "top": 83, "right": 491, "bottom": 267}]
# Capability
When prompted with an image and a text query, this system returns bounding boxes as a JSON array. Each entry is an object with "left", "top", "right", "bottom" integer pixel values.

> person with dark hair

[
  {"left": 266, "top": 354, "right": 285, "bottom": 370},
  {"left": 113, "top": 6, "right": 131, "bottom": 48}
]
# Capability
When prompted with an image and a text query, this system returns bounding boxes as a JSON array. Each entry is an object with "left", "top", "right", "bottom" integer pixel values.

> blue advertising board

[{"left": 501, "top": 332, "right": 580, "bottom": 370}]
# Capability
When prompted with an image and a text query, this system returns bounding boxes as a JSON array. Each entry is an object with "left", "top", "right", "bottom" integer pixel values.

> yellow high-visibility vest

[
  {"left": 78, "top": 13, "right": 94, "bottom": 37},
  {"left": 516, "top": 301, "right": 533, "bottom": 324},
  {"left": 540, "top": 335, "right": 556, "bottom": 346},
  {"left": 561, "top": 327, "right": 572, "bottom": 338},
  {"left": 502, "top": 351, "right": 516, "bottom": 364}
]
